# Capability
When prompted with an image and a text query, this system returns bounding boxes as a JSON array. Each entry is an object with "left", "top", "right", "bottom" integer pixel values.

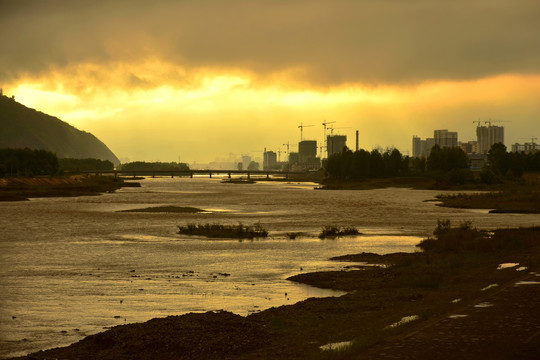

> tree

[
  {"left": 487, "top": 143, "right": 510, "bottom": 175},
  {"left": 247, "top": 161, "right": 259, "bottom": 171}
]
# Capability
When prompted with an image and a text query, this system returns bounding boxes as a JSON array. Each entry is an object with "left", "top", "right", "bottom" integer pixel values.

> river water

[{"left": 1, "top": 177, "right": 539, "bottom": 358}]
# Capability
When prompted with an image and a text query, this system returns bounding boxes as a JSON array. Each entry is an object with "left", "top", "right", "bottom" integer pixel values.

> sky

[{"left": 1, "top": 0, "right": 540, "bottom": 164}]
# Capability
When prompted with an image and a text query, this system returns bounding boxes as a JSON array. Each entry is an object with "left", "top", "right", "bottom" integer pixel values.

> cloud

[{"left": 2, "top": 0, "right": 540, "bottom": 86}]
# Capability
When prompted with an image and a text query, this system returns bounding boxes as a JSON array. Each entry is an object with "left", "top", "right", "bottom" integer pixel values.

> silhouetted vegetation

[
  {"left": 417, "top": 220, "right": 539, "bottom": 253},
  {"left": 436, "top": 189, "right": 540, "bottom": 214},
  {"left": 177, "top": 223, "right": 268, "bottom": 239},
  {"left": 325, "top": 143, "right": 539, "bottom": 187},
  {"left": 120, "top": 206, "right": 204, "bottom": 213},
  {"left": 118, "top": 161, "right": 190, "bottom": 172},
  {"left": 325, "top": 147, "right": 409, "bottom": 179},
  {"left": 0, "top": 148, "right": 58, "bottom": 177},
  {"left": 59, "top": 158, "right": 114, "bottom": 173},
  {"left": 318, "top": 225, "right": 360, "bottom": 239},
  {"left": 426, "top": 145, "right": 469, "bottom": 172}
]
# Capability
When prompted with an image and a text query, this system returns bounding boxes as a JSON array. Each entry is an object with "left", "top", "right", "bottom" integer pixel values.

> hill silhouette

[{"left": 0, "top": 95, "right": 120, "bottom": 165}]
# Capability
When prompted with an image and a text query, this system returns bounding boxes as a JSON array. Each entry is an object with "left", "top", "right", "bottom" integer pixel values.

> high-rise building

[
  {"left": 434, "top": 129, "right": 458, "bottom": 148},
  {"left": 298, "top": 140, "right": 320, "bottom": 170},
  {"left": 412, "top": 136, "right": 435, "bottom": 158},
  {"left": 477, "top": 125, "right": 504, "bottom": 154},
  {"left": 241, "top": 155, "right": 251, "bottom": 170},
  {"left": 263, "top": 151, "right": 277, "bottom": 170},
  {"left": 298, "top": 140, "right": 317, "bottom": 163},
  {"left": 327, "top": 135, "right": 347, "bottom": 157}
]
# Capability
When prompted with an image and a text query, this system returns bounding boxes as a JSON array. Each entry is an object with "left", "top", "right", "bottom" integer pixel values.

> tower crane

[
  {"left": 298, "top": 123, "right": 314, "bottom": 141},
  {"left": 328, "top": 126, "right": 351, "bottom": 135},
  {"left": 519, "top": 137, "right": 537, "bottom": 144},
  {"left": 321, "top": 120, "right": 336, "bottom": 158},
  {"left": 484, "top": 119, "right": 511, "bottom": 126},
  {"left": 283, "top": 142, "right": 290, "bottom": 154},
  {"left": 472, "top": 119, "right": 482, "bottom": 127}
]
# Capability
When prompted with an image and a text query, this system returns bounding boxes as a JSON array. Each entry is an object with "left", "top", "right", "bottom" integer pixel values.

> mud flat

[{"left": 0, "top": 175, "right": 139, "bottom": 201}]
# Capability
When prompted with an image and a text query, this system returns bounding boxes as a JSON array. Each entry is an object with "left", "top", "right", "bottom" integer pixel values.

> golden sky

[{"left": 2, "top": 0, "right": 540, "bottom": 163}]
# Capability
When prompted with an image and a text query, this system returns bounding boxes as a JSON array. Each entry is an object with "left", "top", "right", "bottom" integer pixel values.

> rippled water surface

[{"left": 1, "top": 177, "right": 539, "bottom": 358}]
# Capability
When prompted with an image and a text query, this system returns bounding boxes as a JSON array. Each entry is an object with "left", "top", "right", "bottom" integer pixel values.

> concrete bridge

[{"left": 84, "top": 169, "right": 309, "bottom": 179}]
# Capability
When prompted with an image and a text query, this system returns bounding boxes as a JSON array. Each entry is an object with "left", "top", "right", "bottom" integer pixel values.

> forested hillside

[{"left": 0, "top": 95, "right": 119, "bottom": 165}]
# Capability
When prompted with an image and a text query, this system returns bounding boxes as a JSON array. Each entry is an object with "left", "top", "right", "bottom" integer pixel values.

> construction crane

[
  {"left": 484, "top": 119, "right": 511, "bottom": 126},
  {"left": 283, "top": 142, "right": 290, "bottom": 154},
  {"left": 328, "top": 126, "right": 351, "bottom": 135},
  {"left": 277, "top": 148, "right": 284, "bottom": 162},
  {"left": 519, "top": 137, "right": 538, "bottom": 144},
  {"left": 298, "top": 123, "right": 314, "bottom": 141},
  {"left": 321, "top": 120, "right": 336, "bottom": 158},
  {"left": 472, "top": 119, "right": 482, "bottom": 127}
]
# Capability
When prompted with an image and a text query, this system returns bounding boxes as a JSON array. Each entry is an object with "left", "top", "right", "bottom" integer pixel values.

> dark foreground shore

[
  {"left": 0, "top": 175, "right": 140, "bottom": 201},
  {"left": 12, "top": 225, "right": 540, "bottom": 360}
]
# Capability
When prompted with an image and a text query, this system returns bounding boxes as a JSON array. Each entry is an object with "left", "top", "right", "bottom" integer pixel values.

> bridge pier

[
  {"left": 190, "top": 172, "right": 193, "bottom": 178},
  {"left": 247, "top": 172, "right": 250, "bottom": 179},
  {"left": 209, "top": 172, "right": 212, "bottom": 178},
  {"left": 228, "top": 172, "right": 231, "bottom": 178},
  {"left": 266, "top": 173, "right": 270, "bottom": 179}
]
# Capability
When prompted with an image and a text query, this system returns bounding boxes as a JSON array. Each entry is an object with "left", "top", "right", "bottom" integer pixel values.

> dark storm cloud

[{"left": 1, "top": 0, "right": 540, "bottom": 85}]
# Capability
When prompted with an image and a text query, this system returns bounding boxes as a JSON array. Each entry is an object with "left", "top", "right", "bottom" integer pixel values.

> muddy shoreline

[{"left": 0, "top": 175, "right": 140, "bottom": 201}]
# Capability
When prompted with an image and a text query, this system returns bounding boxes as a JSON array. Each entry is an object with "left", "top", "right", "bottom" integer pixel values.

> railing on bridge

[{"left": 84, "top": 169, "right": 308, "bottom": 179}]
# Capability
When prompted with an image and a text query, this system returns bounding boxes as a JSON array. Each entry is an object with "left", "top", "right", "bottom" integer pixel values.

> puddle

[
  {"left": 481, "top": 284, "right": 498, "bottom": 291},
  {"left": 386, "top": 315, "right": 420, "bottom": 329},
  {"left": 514, "top": 281, "right": 540, "bottom": 286},
  {"left": 320, "top": 341, "right": 353, "bottom": 351},
  {"left": 474, "top": 302, "right": 494, "bottom": 308},
  {"left": 451, "top": 298, "right": 462, "bottom": 303},
  {"left": 497, "top": 263, "right": 519, "bottom": 270},
  {"left": 449, "top": 314, "right": 468, "bottom": 319},
  {"left": 516, "top": 267, "right": 527, "bottom": 271}
]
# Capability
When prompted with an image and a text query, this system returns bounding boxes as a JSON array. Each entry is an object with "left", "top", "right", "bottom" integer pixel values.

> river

[{"left": 1, "top": 177, "right": 539, "bottom": 358}]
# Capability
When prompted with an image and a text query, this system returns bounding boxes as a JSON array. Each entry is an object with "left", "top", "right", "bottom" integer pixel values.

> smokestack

[{"left": 355, "top": 130, "right": 359, "bottom": 151}]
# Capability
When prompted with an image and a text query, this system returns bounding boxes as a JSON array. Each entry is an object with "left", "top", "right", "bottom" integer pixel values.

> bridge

[{"left": 84, "top": 169, "right": 309, "bottom": 179}]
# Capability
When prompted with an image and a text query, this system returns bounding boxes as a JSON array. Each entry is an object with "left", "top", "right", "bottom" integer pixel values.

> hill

[{"left": 0, "top": 95, "right": 120, "bottom": 165}]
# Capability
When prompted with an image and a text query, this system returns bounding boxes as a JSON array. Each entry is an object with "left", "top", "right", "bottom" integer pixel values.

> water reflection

[{"left": 1, "top": 177, "right": 539, "bottom": 358}]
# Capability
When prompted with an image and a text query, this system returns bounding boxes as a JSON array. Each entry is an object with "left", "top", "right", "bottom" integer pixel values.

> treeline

[
  {"left": 325, "top": 147, "right": 410, "bottom": 179},
  {"left": 118, "top": 161, "right": 190, "bottom": 172},
  {"left": 0, "top": 148, "right": 58, "bottom": 177},
  {"left": 325, "top": 143, "right": 540, "bottom": 184},
  {"left": 59, "top": 158, "right": 114, "bottom": 172},
  {"left": 487, "top": 143, "right": 540, "bottom": 177}
]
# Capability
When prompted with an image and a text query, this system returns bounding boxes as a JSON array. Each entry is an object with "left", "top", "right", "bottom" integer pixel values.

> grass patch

[
  {"left": 285, "top": 232, "right": 305, "bottom": 239},
  {"left": 177, "top": 222, "right": 269, "bottom": 239},
  {"left": 119, "top": 206, "right": 204, "bottom": 213},
  {"left": 319, "top": 225, "right": 361, "bottom": 239},
  {"left": 436, "top": 188, "right": 540, "bottom": 214}
]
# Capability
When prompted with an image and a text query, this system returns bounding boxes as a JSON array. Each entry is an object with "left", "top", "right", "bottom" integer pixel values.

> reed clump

[
  {"left": 319, "top": 225, "right": 360, "bottom": 239},
  {"left": 177, "top": 222, "right": 269, "bottom": 239}
]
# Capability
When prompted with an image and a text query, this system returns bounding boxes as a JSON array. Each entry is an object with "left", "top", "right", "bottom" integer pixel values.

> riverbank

[
  {"left": 0, "top": 175, "right": 140, "bottom": 201},
  {"left": 13, "top": 225, "right": 540, "bottom": 359}
]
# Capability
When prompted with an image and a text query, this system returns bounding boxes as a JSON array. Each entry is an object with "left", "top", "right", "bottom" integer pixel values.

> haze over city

[{"left": 1, "top": 0, "right": 540, "bottom": 163}]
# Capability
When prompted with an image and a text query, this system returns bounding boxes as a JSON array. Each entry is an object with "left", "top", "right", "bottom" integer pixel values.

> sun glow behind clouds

[{"left": 6, "top": 60, "right": 540, "bottom": 162}]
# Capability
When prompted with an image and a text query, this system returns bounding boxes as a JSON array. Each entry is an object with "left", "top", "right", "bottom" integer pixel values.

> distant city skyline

[{"left": 1, "top": 1, "right": 540, "bottom": 163}]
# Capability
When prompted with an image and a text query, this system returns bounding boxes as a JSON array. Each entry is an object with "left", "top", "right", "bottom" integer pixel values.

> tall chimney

[{"left": 355, "top": 130, "right": 359, "bottom": 151}]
